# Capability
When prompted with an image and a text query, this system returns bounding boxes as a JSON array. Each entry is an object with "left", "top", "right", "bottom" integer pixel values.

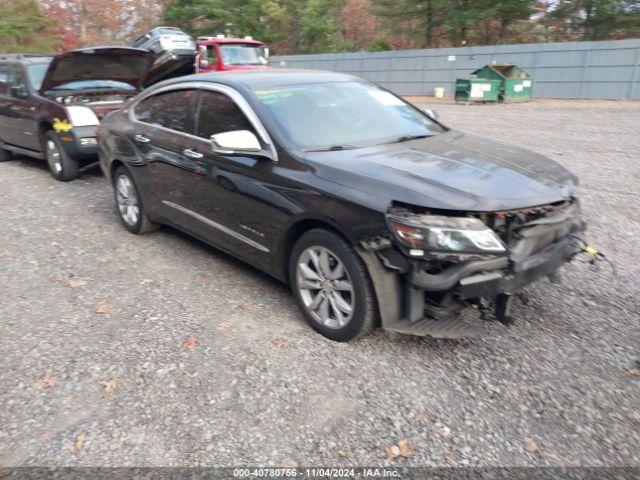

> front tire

[
  {"left": 113, "top": 166, "right": 158, "bottom": 234},
  {"left": 289, "top": 229, "right": 378, "bottom": 342},
  {"left": 44, "top": 131, "right": 79, "bottom": 182}
]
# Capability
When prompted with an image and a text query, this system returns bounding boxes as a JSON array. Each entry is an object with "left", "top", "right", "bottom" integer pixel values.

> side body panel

[{"left": 99, "top": 107, "right": 388, "bottom": 282}]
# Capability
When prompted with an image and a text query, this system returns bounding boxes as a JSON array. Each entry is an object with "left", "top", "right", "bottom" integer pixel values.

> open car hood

[{"left": 40, "top": 47, "right": 155, "bottom": 93}]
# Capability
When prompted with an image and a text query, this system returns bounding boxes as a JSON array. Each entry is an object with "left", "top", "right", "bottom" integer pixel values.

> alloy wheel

[
  {"left": 116, "top": 174, "right": 140, "bottom": 226},
  {"left": 46, "top": 140, "right": 62, "bottom": 174},
  {"left": 296, "top": 246, "right": 355, "bottom": 329}
]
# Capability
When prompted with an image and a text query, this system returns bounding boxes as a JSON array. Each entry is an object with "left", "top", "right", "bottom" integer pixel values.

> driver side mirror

[
  {"left": 210, "top": 130, "right": 262, "bottom": 155},
  {"left": 422, "top": 108, "right": 439, "bottom": 120}
]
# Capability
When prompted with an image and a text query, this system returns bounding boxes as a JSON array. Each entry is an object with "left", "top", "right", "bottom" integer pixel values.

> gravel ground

[{"left": 0, "top": 99, "right": 638, "bottom": 468}]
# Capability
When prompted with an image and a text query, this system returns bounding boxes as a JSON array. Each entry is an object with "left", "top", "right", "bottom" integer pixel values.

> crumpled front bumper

[
  {"left": 359, "top": 202, "right": 585, "bottom": 334},
  {"left": 408, "top": 202, "right": 585, "bottom": 299},
  {"left": 407, "top": 205, "right": 585, "bottom": 300},
  {"left": 409, "top": 236, "right": 578, "bottom": 299}
]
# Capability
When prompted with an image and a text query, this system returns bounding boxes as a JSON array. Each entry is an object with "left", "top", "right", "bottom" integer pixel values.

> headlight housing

[
  {"left": 65, "top": 106, "right": 100, "bottom": 127},
  {"left": 387, "top": 214, "right": 506, "bottom": 256}
]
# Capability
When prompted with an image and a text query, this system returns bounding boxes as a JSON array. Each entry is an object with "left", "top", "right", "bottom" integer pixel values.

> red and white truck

[
  {"left": 195, "top": 35, "right": 270, "bottom": 72},
  {"left": 134, "top": 29, "right": 270, "bottom": 85}
]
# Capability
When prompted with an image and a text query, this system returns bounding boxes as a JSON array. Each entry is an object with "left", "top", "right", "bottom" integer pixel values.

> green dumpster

[
  {"left": 455, "top": 77, "right": 501, "bottom": 103},
  {"left": 473, "top": 64, "right": 533, "bottom": 103}
]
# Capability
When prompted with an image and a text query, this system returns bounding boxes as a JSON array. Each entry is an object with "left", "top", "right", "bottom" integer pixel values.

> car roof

[
  {"left": 151, "top": 27, "right": 188, "bottom": 34},
  {"left": 199, "top": 37, "right": 264, "bottom": 46},
  {"left": 163, "top": 69, "right": 362, "bottom": 90}
]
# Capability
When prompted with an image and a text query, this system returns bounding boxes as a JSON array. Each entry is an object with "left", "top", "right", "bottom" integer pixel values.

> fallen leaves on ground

[
  {"left": 36, "top": 378, "right": 57, "bottom": 388},
  {"left": 100, "top": 379, "right": 118, "bottom": 393},
  {"left": 299, "top": 383, "right": 312, "bottom": 392},
  {"left": 70, "top": 434, "right": 86, "bottom": 454},
  {"left": 623, "top": 369, "right": 640, "bottom": 377},
  {"left": 95, "top": 300, "right": 109, "bottom": 314},
  {"left": 239, "top": 303, "right": 251, "bottom": 310},
  {"left": 272, "top": 337, "right": 289, "bottom": 348},
  {"left": 337, "top": 449, "right": 348, "bottom": 457},
  {"left": 183, "top": 335, "right": 199, "bottom": 349},
  {"left": 524, "top": 437, "right": 538, "bottom": 453},
  {"left": 386, "top": 439, "right": 412, "bottom": 461},
  {"left": 397, "top": 440, "right": 412, "bottom": 457},
  {"left": 56, "top": 277, "right": 87, "bottom": 288}
]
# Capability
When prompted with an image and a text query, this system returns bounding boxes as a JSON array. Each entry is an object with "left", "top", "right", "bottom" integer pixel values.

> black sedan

[{"left": 98, "top": 70, "right": 584, "bottom": 341}]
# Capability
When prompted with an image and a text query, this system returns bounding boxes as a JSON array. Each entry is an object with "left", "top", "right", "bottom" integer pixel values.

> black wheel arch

[
  {"left": 109, "top": 158, "right": 126, "bottom": 183},
  {"left": 280, "top": 215, "right": 354, "bottom": 284},
  {"left": 38, "top": 120, "right": 53, "bottom": 151}
]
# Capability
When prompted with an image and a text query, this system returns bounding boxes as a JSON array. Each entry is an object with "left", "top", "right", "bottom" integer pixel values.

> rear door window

[
  {"left": 135, "top": 89, "right": 199, "bottom": 134},
  {"left": 195, "top": 90, "right": 255, "bottom": 139}
]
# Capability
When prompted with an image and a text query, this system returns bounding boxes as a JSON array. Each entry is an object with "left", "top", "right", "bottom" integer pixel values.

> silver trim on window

[
  {"left": 162, "top": 200, "right": 270, "bottom": 253},
  {"left": 128, "top": 81, "right": 278, "bottom": 161}
]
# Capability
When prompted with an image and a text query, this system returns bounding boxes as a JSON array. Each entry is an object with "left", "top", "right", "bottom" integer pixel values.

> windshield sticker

[
  {"left": 367, "top": 90, "right": 404, "bottom": 106},
  {"left": 255, "top": 89, "right": 295, "bottom": 105}
]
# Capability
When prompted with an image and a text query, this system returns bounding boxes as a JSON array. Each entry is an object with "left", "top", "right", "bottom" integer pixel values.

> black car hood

[
  {"left": 40, "top": 47, "right": 155, "bottom": 93},
  {"left": 303, "top": 130, "right": 578, "bottom": 212}
]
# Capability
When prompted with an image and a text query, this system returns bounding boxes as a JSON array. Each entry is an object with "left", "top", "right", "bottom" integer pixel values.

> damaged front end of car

[{"left": 359, "top": 198, "right": 586, "bottom": 338}]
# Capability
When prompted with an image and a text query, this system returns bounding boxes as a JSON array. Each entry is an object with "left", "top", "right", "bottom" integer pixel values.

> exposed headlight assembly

[
  {"left": 65, "top": 106, "right": 100, "bottom": 127},
  {"left": 387, "top": 214, "right": 506, "bottom": 256}
]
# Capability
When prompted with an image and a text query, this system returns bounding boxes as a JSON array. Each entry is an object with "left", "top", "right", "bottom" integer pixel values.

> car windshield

[
  {"left": 253, "top": 81, "right": 445, "bottom": 150},
  {"left": 220, "top": 45, "right": 267, "bottom": 66},
  {"left": 28, "top": 63, "right": 51, "bottom": 91},
  {"left": 47, "top": 80, "right": 136, "bottom": 92}
]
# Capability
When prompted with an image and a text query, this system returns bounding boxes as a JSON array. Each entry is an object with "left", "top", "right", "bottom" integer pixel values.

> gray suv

[{"left": 131, "top": 27, "right": 196, "bottom": 58}]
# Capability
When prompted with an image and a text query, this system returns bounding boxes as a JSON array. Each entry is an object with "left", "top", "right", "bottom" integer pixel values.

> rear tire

[
  {"left": 0, "top": 145, "right": 11, "bottom": 162},
  {"left": 44, "top": 131, "right": 79, "bottom": 182},
  {"left": 113, "top": 166, "right": 158, "bottom": 234},
  {"left": 289, "top": 228, "right": 378, "bottom": 342}
]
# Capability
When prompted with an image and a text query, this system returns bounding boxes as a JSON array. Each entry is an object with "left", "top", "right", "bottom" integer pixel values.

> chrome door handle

[
  {"left": 183, "top": 148, "right": 203, "bottom": 159},
  {"left": 134, "top": 134, "right": 150, "bottom": 144}
]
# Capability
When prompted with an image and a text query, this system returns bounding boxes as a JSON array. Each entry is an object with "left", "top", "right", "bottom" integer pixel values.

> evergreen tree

[
  {"left": 370, "top": 0, "right": 447, "bottom": 48},
  {"left": 0, "top": 0, "right": 62, "bottom": 53},
  {"left": 163, "top": 0, "right": 347, "bottom": 53},
  {"left": 551, "top": 0, "right": 640, "bottom": 40}
]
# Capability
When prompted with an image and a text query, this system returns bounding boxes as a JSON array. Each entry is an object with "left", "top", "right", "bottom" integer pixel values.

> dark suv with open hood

[
  {"left": 98, "top": 70, "right": 585, "bottom": 341},
  {"left": 0, "top": 48, "right": 153, "bottom": 181}
]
